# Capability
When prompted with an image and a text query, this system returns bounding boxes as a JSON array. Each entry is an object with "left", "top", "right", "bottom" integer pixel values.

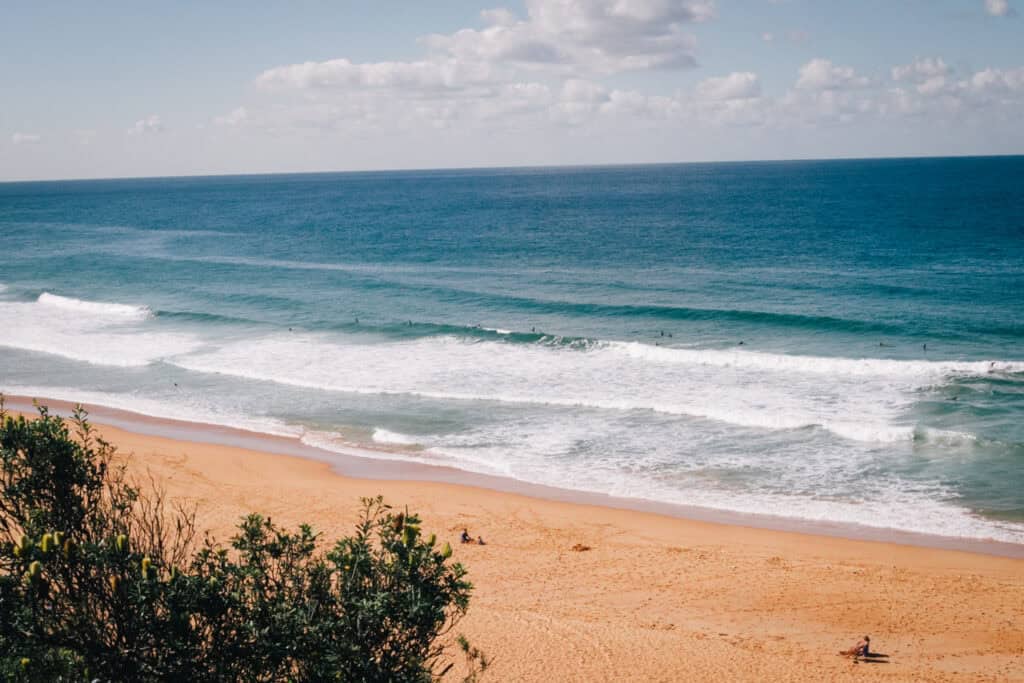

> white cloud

[
  {"left": 11, "top": 132, "right": 41, "bottom": 145},
  {"left": 984, "top": 0, "right": 1013, "bottom": 16},
  {"left": 600, "top": 90, "right": 679, "bottom": 119},
  {"left": 891, "top": 57, "right": 949, "bottom": 82},
  {"left": 257, "top": 58, "right": 496, "bottom": 92},
  {"left": 214, "top": 107, "right": 250, "bottom": 126},
  {"left": 263, "top": 0, "right": 716, "bottom": 93},
  {"left": 696, "top": 72, "right": 761, "bottom": 100},
  {"left": 233, "top": 6, "right": 1024, "bottom": 144},
  {"left": 519, "top": 0, "right": 713, "bottom": 71},
  {"left": 872, "top": 64, "right": 1024, "bottom": 120},
  {"left": 252, "top": 2, "right": 719, "bottom": 133},
  {"left": 796, "top": 58, "right": 869, "bottom": 90},
  {"left": 915, "top": 76, "right": 948, "bottom": 96},
  {"left": 779, "top": 87, "right": 876, "bottom": 125},
  {"left": 891, "top": 58, "right": 952, "bottom": 97},
  {"left": 128, "top": 115, "right": 164, "bottom": 135},
  {"left": 962, "top": 66, "right": 1024, "bottom": 94}
]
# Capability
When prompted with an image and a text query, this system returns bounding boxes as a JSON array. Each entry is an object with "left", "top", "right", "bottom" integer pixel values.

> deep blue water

[{"left": 2, "top": 157, "right": 1023, "bottom": 542}]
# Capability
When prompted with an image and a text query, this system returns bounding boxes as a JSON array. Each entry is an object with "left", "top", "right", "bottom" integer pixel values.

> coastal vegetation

[{"left": 0, "top": 400, "right": 486, "bottom": 681}]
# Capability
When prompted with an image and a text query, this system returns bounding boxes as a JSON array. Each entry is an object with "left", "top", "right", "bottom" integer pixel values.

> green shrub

[{"left": 0, "top": 399, "right": 487, "bottom": 681}]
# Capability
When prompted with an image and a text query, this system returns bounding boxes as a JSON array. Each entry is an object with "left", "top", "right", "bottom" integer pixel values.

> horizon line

[{"left": 2, "top": 151, "right": 1022, "bottom": 185}]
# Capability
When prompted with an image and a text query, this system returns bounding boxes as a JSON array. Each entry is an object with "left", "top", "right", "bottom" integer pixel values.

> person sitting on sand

[
  {"left": 460, "top": 529, "right": 472, "bottom": 544},
  {"left": 477, "top": 536, "right": 486, "bottom": 546},
  {"left": 840, "top": 635, "right": 870, "bottom": 659}
]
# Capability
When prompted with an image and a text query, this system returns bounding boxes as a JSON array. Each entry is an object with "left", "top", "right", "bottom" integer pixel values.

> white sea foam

[
  {"left": 170, "top": 333, "right": 1013, "bottom": 444},
  {"left": 916, "top": 427, "right": 979, "bottom": 445},
  {"left": 38, "top": 292, "right": 152, "bottom": 320},
  {"left": 0, "top": 296, "right": 198, "bottom": 367},
  {"left": 609, "top": 341, "right": 1024, "bottom": 377},
  {"left": 5, "top": 314, "right": 1023, "bottom": 543},
  {"left": 296, "top": 417, "right": 1024, "bottom": 544},
  {"left": 371, "top": 428, "right": 421, "bottom": 446},
  {"left": 5, "top": 382, "right": 1022, "bottom": 544}
]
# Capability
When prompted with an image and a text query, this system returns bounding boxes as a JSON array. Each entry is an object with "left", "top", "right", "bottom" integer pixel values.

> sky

[{"left": 2, "top": 0, "right": 1022, "bottom": 181}]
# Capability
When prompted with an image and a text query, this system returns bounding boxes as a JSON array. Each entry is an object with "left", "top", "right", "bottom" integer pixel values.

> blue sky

[{"left": 2, "top": 0, "right": 1022, "bottom": 180}]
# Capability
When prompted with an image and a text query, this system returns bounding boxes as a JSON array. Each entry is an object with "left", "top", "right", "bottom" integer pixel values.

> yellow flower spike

[
  {"left": 40, "top": 533, "right": 53, "bottom": 554},
  {"left": 20, "top": 658, "right": 30, "bottom": 670},
  {"left": 53, "top": 531, "right": 64, "bottom": 546},
  {"left": 115, "top": 534, "right": 128, "bottom": 553},
  {"left": 141, "top": 556, "right": 152, "bottom": 580},
  {"left": 441, "top": 542, "right": 453, "bottom": 559},
  {"left": 109, "top": 575, "right": 120, "bottom": 593},
  {"left": 63, "top": 539, "right": 75, "bottom": 559}
]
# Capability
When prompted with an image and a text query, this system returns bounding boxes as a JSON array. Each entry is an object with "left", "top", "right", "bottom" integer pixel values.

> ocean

[{"left": 1, "top": 157, "right": 1023, "bottom": 544}]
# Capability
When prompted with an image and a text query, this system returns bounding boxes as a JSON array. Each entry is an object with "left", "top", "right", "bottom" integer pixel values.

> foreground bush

[{"left": 0, "top": 400, "right": 486, "bottom": 681}]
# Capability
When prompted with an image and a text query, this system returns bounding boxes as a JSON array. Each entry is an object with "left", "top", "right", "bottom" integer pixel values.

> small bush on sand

[{"left": 0, "top": 400, "right": 487, "bottom": 682}]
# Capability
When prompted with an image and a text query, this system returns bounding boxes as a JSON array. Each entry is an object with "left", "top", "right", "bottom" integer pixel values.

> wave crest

[
  {"left": 609, "top": 341, "right": 1024, "bottom": 378},
  {"left": 38, "top": 292, "right": 152, "bottom": 320},
  {"left": 371, "top": 428, "right": 421, "bottom": 446}
]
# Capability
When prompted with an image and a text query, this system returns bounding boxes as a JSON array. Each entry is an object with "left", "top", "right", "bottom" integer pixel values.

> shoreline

[
  {"left": 5, "top": 393, "right": 1023, "bottom": 680},
  {"left": 5, "top": 393, "right": 1024, "bottom": 681},
  {"left": 5, "top": 392, "right": 1023, "bottom": 559}
]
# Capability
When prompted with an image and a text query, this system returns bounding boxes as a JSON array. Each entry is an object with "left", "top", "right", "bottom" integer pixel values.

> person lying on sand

[{"left": 839, "top": 635, "right": 870, "bottom": 659}]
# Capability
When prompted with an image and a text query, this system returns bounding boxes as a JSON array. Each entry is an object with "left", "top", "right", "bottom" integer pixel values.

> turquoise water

[{"left": 1, "top": 157, "right": 1023, "bottom": 542}]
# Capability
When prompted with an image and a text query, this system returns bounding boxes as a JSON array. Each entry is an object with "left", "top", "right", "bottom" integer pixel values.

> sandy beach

[
  {"left": 10, "top": 401, "right": 1019, "bottom": 682},
  {"left": 7, "top": 6, "right": 1024, "bottom": 680}
]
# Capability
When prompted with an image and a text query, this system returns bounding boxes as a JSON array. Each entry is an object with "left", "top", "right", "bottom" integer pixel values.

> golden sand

[{"left": 55, "top": 417, "right": 1019, "bottom": 682}]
